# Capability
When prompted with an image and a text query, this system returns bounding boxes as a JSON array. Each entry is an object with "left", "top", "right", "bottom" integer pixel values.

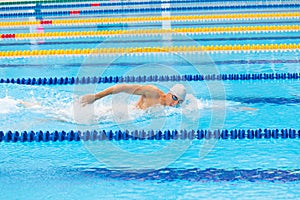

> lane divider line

[
  {"left": 1, "top": 25, "right": 299, "bottom": 40},
  {"left": 1, "top": 73, "right": 300, "bottom": 86},
  {"left": 0, "top": 0, "right": 292, "bottom": 10},
  {"left": 0, "top": 43, "right": 298, "bottom": 57},
  {"left": 0, "top": 4, "right": 299, "bottom": 19},
  {"left": 1, "top": 129, "right": 298, "bottom": 142},
  {"left": 0, "top": 0, "right": 296, "bottom": 6},
  {"left": 0, "top": 12, "right": 299, "bottom": 27}
]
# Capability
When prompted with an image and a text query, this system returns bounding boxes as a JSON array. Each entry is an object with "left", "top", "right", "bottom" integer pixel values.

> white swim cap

[{"left": 170, "top": 84, "right": 186, "bottom": 101}]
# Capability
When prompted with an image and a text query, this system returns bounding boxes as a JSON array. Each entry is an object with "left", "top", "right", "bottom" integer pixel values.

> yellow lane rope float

[
  {"left": 0, "top": 43, "right": 298, "bottom": 57},
  {"left": 0, "top": 12, "right": 299, "bottom": 27},
  {"left": 2, "top": 25, "right": 297, "bottom": 40}
]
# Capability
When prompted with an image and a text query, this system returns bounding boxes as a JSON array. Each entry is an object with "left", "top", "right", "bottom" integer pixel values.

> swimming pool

[{"left": 0, "top": 0, "right": 300, "bottom": 199}]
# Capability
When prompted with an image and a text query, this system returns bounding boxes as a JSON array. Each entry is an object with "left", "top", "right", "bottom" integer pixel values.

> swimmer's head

[{"left": 169, "top": 84, "right": 186, "bottom": 105}]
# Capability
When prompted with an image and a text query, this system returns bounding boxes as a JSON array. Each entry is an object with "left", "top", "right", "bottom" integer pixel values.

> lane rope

[
  {"left": 0, "top": 12, "right": 298, "bottom": 27},
  {"left": 1, "top": 73, "right": 300, "bottom": 85},
  {"left": 0, "top": 43, "right": 298, "bottom": 57},
  {"left": 0, "top": 4, "right": 299, "bottom": 19},
  {"left": 1, "top": 25, "right": 299, "bottom": 40},
  {"left": 1, "top": 129, "right": 299, "bottom": 142},
  {"left": 0, "top": 0, "right": 292, "bottom": 6},
  {"left": 0, "top": 0, "right": 279, "bottom": 11}
]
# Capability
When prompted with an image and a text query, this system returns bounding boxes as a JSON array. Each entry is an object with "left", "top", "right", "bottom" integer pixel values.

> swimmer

[{"left": 80, "top": 84, "right": 186, "bottom": 110}]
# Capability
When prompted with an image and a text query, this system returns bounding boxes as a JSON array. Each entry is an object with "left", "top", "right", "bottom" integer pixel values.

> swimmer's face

[{"left": 167, "top": 93, "right": 183, "bottom": 107}]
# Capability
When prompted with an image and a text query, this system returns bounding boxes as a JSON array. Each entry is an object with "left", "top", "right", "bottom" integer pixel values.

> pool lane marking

[
  {"left": 0, "top": 2, "right": 101, "bottom": 11},
  {"left": 0, "top": 25, "right": 299, "bottom": 40},
  {"left": 78, "top": 168, "right": 300, "bottom": 182},
  {"left": 0, "top": 4, "right": 299, "bottom": 19},
  {"left": 1, "top": 36, "right": 300, "bottom": 47},
  {"left": 1, "top": 73, "right": 300, "bottom": 86},
  {"left": 2, "top": 20, "right": 300, "bottom": 32},
  {"left": 1, "top": 128, "right": 299, "bottom": 142},
  {"left": 0, "top": 0, "right": 293, "bottom": 10},
  {"left": 1, "top": 0, "right": 298, "bottom": 6},
  {"left": 0, "top": 59, "right": 299, "bottom": 68},
  {"left": 0, "top": 43, "right": 298, "bottom": 57},
  {"left": 0, "top": 12, "right": 298, "bottom": 27}
]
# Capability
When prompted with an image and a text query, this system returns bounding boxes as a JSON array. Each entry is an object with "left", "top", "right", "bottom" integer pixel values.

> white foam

[
  {"left": 37, "top": 96, "right": 187, "bottom": 125},
  {"left": 2, "top": 88, "right": 240, "bottom": 126},
  {"left": 0, "top": 96, "right": 20, "bottom": 114}
]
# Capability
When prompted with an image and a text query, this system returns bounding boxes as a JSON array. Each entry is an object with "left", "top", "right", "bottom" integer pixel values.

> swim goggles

[{"left": 172, "top": 94, "right": 183, "bottom": 104}]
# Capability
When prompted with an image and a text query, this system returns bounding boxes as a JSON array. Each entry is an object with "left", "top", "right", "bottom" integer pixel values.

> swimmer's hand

[{"left": 80, "top": 94, "right": 96, "bottom": 106}]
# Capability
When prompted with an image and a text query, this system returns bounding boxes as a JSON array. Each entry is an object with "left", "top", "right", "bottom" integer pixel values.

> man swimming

[{"left": 80, "top": 84, "right": 186, "bottom": 109}]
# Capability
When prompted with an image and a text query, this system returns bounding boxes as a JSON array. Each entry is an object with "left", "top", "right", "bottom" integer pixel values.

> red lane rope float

[
  {"left": 70, "top": 10, "right": 80, "bottom": 15},
  {"left": 40, "top": 20, "right": 53, "bottom": 25},
  {"left": 1, "top": 34, "right": 15, "bottom": 39},
  {"left": 90, "top": 3, "right": 100, "bottom": 7}
]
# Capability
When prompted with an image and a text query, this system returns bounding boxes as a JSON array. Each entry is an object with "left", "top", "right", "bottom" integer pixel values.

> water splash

[
  {"left": 0, "top": 95, "right": 20, "bottom": 114},
  {"left": 0, "top": 93, "right": 211, "bottom": 125},
  {"left": 1, "top": 83, "right": 233, "bottom": 127}
]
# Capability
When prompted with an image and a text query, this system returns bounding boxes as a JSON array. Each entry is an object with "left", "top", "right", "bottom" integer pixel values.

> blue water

[
  {"left": 2, "top": 139, "right": 300, "bottom": 199},
  {"left": 1, "top": 1, "right": 300, "bottom": 199}
]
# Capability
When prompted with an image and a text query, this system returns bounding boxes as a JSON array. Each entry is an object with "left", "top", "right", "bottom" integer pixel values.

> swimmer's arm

[
  {"left": 18, "top": 100, "right": 40, "bottom": 108},
  {"left": 80, "top": 84, "right": 161, "bottom": 106}
]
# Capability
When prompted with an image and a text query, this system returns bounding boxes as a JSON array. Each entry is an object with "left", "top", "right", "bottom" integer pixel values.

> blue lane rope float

[
  {"left": 0, "top": 0, "right": 296, "bottom": 11},
  {"left": 0, "top": 0, "right": 271, "bottom": 11},
  {"left": 0, "top": 129, "right": 299, "bottom": 142},
  {"left": 0, "top": 0, "right": 292, "bottom": 6},
  {"left": 0, "top": 4, "right": 299, "bottom": 18},
  {"left": 1, "top": 73, "right": 300, "bottom": 85}
]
